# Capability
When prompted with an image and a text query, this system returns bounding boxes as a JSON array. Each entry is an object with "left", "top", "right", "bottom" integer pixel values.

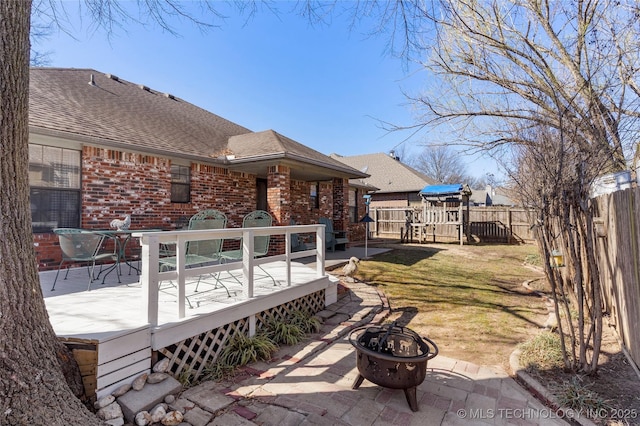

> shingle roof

[
  {"left": 330, "top": 152, "right": 437, "bottom": 193},
  {"left": 469, "top": 187, "right": 516, "bottom": 206},
  {"left": 228, "top": 130, "right": 363, "bottom": 173},
  {"left": 29, "top": 68, "right": 251, "bottom": 158},
  {"left": 28, "top": 68, "right": 367, "bottom": 179}
]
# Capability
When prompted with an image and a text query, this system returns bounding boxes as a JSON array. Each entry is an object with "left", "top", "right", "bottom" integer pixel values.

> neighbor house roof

[
  {"left": 469, "top": 186, "right": 516, "bottom": 206},
  {"left": 329, "top": 152, "right": 437, "bottom": 194},
  {"left": 29, "top": 68, "right": 367, "bottom": 181}
]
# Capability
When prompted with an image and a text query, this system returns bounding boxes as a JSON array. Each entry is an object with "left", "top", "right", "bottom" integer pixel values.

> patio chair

[
  {"left": 290, "top": 219, "right": 307, "bottom": 252},
  {"left": 220, "top": 210, "right": 277, "bottom": 286},
  {"left": 51, "top": 228, "right": 120, "bottom": 291},
  {"left": 319, "top": 217, "right": 348, "bottom": 252},
  {"left": 159, "top": 209, "right": 230, "bottom": 305}
]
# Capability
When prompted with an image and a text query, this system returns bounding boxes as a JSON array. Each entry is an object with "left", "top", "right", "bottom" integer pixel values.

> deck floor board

[{"left": 40, "top": 261, "right": 326, "bottom": 342}]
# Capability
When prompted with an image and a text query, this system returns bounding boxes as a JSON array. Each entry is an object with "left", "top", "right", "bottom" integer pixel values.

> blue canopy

[{"left": 419, "top": 184, "right": 464, "bottom": 196}]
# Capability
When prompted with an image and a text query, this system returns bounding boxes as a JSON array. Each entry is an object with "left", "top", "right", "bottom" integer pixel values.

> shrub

[
  {"left": 265, "top": 317, "right": 305, "bottom": 346},
  {"left": 553, "top": 376, "right": 610, "bottom": 413},
  {"left": 291, "top": 309, "right": 321, "bottom": 334},
  {"left": 219, "top": 332, "right": 278, "bottom": 367},
  {"left": 201, "top": 360, "right": 237, "bottom": 381},
  {"left": 177, "top": 370, "right": 196, "bottom": 387}
]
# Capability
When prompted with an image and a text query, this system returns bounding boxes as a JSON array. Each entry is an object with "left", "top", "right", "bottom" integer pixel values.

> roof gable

[{"left": 229, "top": 130, "right": 364, "bottom": 171}]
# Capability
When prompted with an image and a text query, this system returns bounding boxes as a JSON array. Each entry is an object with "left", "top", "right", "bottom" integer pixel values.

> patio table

[{"left": 95, "top": 229, "right": 163, "bottom": 282}]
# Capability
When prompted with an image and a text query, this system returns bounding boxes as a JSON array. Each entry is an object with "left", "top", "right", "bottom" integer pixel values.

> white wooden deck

[
  {"left": 39, "top": 224, "right": 388, "bottom": 398},
  {"left": 40, "top": 224, "right": 341, "bottom": 397},
  {"left": 40, "top": 260, "right": 331, "bottom": 340}
]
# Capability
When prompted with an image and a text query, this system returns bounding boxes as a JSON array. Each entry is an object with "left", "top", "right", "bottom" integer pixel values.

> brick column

[
  {"left": 332, "top": 177, "right": 348, "bottom": 231},
  {"left": 267, "top": 164, "right": 291, "bottom": 226}
]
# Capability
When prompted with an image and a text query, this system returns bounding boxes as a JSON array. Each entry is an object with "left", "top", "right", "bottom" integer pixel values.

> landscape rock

[
  {"left": 104, "top": 418, "right": 125, "bottom": 426},
  {"left": 95, "top": 394, "right": 115, "bottom": 409},
  {"left": 161, "top": 410, "right": 184, "bottom": 425},
  {"left": 96, "top": 402, "right": 123, "bottom": 421},
  {"left": 112, "top": 383, "right": 132, "bottom": 397},
  {"left": 147, "top": 372, "right": 169, "bottom": 384},
  {"left": 132, "top": 373, "right": 148, "bottom": 391},
  {"left": 153, "top": 358, "right": 170, "bottom": 373},
  {"left": 150, "top": 404, "right": 167, "bottom": 423},
  {"left": 135, "top": 411, "right": 152, "bottom": 426},
  {"left": 164, "top": 394, "right": 176, "bottom": 404}
]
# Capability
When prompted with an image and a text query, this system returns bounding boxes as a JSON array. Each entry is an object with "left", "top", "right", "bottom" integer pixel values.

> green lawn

[{"left": 355, "top": 243, "right": 549, "bottom": 369}]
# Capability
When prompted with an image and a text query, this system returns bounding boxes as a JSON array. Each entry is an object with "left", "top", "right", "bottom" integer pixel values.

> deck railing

[{"left": 134, "top": 224, "right": 326, "bottom": 326}]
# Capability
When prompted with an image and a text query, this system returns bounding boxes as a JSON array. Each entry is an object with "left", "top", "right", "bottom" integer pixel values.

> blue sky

[{"left": 33, "top": 3, "right": 497, "bottom": 180}]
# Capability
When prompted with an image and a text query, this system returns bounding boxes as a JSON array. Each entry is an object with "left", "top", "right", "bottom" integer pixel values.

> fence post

[
  {"left": 507, "top": 208, "right": 513, "bottom": 244},
  {"left": 373, "top": 208, "right": 378, "bottom": 236}
]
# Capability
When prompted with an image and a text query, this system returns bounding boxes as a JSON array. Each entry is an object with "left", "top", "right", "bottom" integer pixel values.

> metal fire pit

[{"left": 349, "top": 323, "right": 438, "bottom": 412}]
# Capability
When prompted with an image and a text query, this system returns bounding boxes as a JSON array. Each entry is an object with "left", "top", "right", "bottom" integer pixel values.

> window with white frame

[{"left": 29, "top": 144, "right": 81, "bottom": 233}]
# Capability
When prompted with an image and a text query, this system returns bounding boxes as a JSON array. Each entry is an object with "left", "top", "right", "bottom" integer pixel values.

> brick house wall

[
  {"left": 267, "top": 165, "right": 291, "bottom": 253},
  {"left": 289, "top": 179, "right": 311, "bottom": 224},
  {"left": 34, "top": 146, "right": 355, "bottom": 270},
  {"left": 346, "top": 192, "right": 368, "bottom": 242},
  {"left": 369, "top": 191, "right": 422, "bottom": 208},
  {"left": 267, "top": 165, "right": 291, "bottom": 226},
  {"left": 318, "top": 182, "right": 334, "bottom": 219},
  {"left": 332, "top": 177, "right": 347, "bottom": 231}
]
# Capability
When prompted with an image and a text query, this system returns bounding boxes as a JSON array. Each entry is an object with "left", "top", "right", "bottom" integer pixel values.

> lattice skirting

[{"left": 158, "top": 289, "right": 326, "bottom": 379}]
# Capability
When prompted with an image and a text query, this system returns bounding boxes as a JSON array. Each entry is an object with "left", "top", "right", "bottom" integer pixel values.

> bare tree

[
  {"left": 306, "top": 0, "right": 635, "bottom": 383},
  {"left": 383, "top": 0, "right": 640, "bottom": 373},
  {"left": 410, "top": 144, "right": 474, "bottom": 184},
  {"left": 510, "top": 123, "right": 606, "bottom": 373},
  {"left": 415, "top": 1, "right": 637, "bottom": 171},
  {"left": 3, "top": 1, "right": 637, "bottom": 422}
]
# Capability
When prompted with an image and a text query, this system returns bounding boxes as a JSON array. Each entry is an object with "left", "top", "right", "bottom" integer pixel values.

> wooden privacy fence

[
  {"left": 370, "top": 206, "right": 536, "bottom": 243},
  {"left": 592, "top": 187, "right": 640, "bottom": 370}
]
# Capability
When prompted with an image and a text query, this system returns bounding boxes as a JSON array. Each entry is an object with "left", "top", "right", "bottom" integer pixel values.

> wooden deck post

[
  {"left": 285, "top": 228, "right": 292, "bottom": 286},
  {"left": 139, "top": 233, "right": 160, "bottom": 326},
  {"left": 175, "top": 234, "right": 186, "bottom": 319},
  {"left": 316, "top": 226, "right": 325, "bottom": 277},
  {"left": 242, "top": 229, "right": 254, "bottom": 299}
]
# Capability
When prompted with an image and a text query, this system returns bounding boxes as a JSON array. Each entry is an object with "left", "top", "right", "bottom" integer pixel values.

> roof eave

[
  {"left": 29, "top": 126, "right": 229, "bottom": 165},
  {"left": 227, "top": 152, "right": 369, "bottom": 179}
]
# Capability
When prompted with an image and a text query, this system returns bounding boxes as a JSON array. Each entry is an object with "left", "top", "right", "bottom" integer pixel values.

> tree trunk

[{"left": 0, "top": 2, "right": 102, "bottom": 424}]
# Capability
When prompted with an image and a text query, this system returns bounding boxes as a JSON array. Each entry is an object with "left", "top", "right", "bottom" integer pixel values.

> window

[
  {"left": 29, "top": 144, "right": 81, "bottom": 233},
  {"left": 310, "top": 182, "right": 319, "bottom": 209},
  {"left": 256, "top": 178, "right": 267, "bottom": 211},
  {"left": 171, "top": 164, "right": 191, "bottom": 203},
  {"left": 348, "top": 188, "right": 358, "bottom": 223}
]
